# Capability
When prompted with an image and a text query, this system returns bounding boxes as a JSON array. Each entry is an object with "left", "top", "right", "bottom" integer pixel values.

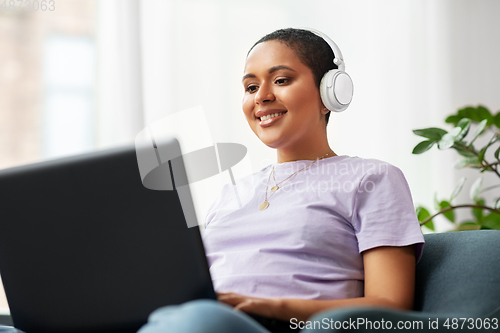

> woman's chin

[
  {"left": 258, "top": 135, "right": 285, "bottom": 149},
  {"left": 251, "top": 125, "right": 289, "bottom": 149}
]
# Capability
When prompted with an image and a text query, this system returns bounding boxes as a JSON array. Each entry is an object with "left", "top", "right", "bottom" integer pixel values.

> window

[{"left": 0, "top": 0, "right": 95, "bottom": 311}]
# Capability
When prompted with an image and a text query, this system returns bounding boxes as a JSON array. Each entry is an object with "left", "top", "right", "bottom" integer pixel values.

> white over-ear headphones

[{"left": 303, "top": 28, "right": 354, "bottom": 112}]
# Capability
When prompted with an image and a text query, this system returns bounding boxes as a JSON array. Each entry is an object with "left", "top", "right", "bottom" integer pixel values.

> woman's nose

[{"left": 255, "top": 83, "right": 275, "bottom": 104}]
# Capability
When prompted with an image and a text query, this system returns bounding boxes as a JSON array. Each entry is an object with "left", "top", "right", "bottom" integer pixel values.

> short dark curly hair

[{"left": 248, "top": 28, "right": 337, "bottom": 126}]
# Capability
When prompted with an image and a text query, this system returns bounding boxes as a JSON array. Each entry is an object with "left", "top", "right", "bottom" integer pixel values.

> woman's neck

[
  {"left": 274, "top": 122, "right": 336, "bottom": 163},
  {"left": 276, "top": 145, "right": 337, "bottom": 164}
]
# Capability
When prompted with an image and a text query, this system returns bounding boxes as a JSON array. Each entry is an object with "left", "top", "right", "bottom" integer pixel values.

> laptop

[{"left": 0, "top": 139, "right": 216, "bottom": 333}]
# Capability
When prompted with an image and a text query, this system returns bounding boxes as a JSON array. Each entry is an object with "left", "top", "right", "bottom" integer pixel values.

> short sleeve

[{"left": 351, "top": 163, "right": 425, "bottom": 262}]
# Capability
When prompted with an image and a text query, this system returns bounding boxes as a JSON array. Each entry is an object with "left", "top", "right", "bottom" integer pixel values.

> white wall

[{"left": 96, "top": 0, "right": 500, "bottom": 230}]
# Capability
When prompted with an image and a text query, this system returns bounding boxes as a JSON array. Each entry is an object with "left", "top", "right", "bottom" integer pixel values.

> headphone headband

[
  {"left": 298, "top": 27, "right": 353, "bottom": 112},
  {"left": 301, "top": 27, "right": 346, "bottom": 71}
]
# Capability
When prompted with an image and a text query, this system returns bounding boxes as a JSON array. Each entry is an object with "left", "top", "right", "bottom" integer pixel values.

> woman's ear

[{"left": 321, "top": 106, "right": 330, "bottom": 115}]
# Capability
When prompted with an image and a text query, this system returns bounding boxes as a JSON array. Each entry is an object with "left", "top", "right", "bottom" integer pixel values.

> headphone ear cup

[{"left": 320, "top": 69, "right": 354, "bottom": 112}]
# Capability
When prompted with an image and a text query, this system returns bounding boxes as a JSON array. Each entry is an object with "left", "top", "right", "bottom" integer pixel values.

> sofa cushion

[{"left": 414, "top": 230, "right": 500, "bottom": 316}]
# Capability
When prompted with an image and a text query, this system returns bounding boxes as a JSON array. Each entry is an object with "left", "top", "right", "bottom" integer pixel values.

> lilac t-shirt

[{"left": 203, "top": 155, "right": 424, "bottom": 300}]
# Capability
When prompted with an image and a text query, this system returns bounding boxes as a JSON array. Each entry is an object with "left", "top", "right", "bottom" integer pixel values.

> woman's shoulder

[
  {"left": 323, "top": 154, "right": 396, "bottom": 167},
  {"left": 228, "top": 155, "right": 403, "bottom": 187},
  {"left": 316, "top": 154, "right": 402, "bottom": 180}
]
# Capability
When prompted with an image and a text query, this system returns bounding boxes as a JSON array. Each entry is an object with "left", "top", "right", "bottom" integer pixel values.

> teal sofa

[
  {"left": 302, "top": 230, "right": 500, "bottom": 332},
  {"left": 1, "top": 230, "right": 499, "bottom": 332}
]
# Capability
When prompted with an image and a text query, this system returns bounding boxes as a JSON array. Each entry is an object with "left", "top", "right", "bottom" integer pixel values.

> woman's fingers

[
  {"left": 215, "top": 292, "right": 278, "bottom": 318},
  {"left": 235, "top": 298, "right": 278, "bottom": 318},
  {"left": 215, "top": 291, "right": 237, "bottom": 298},
  {"left": 234, "top": 299, "right": 254, "bottom": 311},
  {"left": 217, "top": 292, "right": 248, "bottom": 306}
]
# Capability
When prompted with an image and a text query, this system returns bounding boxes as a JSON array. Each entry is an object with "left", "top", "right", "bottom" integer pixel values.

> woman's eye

[
  {"left": 275, "top": 78, "right": 289, "bottom": 85},
  {"left": 245, "top": 85, "right": 258, "bottom": 93}
]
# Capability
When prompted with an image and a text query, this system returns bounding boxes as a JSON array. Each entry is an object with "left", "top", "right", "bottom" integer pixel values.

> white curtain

[
  {"left": 96, "top": 0, "right": 144, "bottom": 148},
  {"left": 95, "top": 0, "right": 500, "bottom": 231}
]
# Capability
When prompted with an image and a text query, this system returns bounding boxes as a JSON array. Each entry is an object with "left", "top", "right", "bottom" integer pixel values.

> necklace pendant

[
  {"left": 259, "top": 201, "right": 269, "bottom": 211},
  {"left": 270, "top": 185, "right": 279, "bottom": 192}
]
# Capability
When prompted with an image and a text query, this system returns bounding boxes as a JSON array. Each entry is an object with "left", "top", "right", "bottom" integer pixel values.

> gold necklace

[{"left": 258, "top": 151, "right": 334, "bottom": 211}]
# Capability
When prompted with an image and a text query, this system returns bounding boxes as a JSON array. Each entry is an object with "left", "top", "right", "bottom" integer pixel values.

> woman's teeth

[{"left": 260, "top": 112, "right": 285, "bottom": 121}]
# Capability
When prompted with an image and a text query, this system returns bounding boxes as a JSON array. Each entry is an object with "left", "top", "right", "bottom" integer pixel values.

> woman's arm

[{"left": 218, "top": 245, "right": 416, "bottom": 322}]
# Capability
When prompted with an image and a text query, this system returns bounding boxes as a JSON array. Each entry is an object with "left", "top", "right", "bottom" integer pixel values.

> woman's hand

[{"left": 217, "top": 292, "right": 283, "bottom": 319}]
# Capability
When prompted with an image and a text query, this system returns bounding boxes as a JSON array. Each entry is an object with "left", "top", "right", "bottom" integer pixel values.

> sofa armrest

[{"left": 0, "top": 315, "right": 12, "bottom": 327}]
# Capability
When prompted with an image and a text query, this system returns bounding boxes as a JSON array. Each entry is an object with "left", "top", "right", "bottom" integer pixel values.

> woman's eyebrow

[
  {"left": 242, "top": 65, "right": 297, "bottom": 82},
  {"left": 268, "top": 65, "right": 296, "bottom": 74}
]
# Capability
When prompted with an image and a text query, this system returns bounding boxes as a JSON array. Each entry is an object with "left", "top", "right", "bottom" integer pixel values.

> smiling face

[{"left": 242, "top": 40, "right": 328, "bottom": 151}]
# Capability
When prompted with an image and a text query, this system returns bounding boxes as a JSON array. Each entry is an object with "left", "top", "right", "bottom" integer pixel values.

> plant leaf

[
  {"left": 472, "top": 199, "right": 484, "bottom": 223},
  {"left": 456, "top": 118, "right": 471, "bottom": 141},
  {"left": 481, "top": 212, "right": 500, "bottom": 230},
  {"left": 455, "top": 157, "right": 480, "bottom": 169},
  {"left": 495, "top": 145, "right": 500, "bottom": 161},
  {"left": 476, "top": 105, "right": 494, "bottom": 125},
  {"left": 455, "top": 222, "right": 481, "bottom": 231},
  {"left": 423, "top": 220, "right": 435, "bottom": 231},
  {"left": 416, "top": 206, "right": 428, "bottom": 220},
  {"left": 445, "top": 115, "right": 460, "bottom": 125},
  {"left": 439, "top": 200, "right": 455, "bottom": 222},
  {"left": 450, "top": 177, "right": 466, "bottom": 201},
  {"left": 458, "top": 107, "right": 480, "bottom": 122},
  {"left": 412, "top": 128, "right": 448, "bottom": 140},
  {"left": 412, "top": 140, "right": 435, "bottom": 154},
  {"left": 469, "top": 177, "right": 483, "bottom": 202},
  {"left": 494, "top": 112, "right": 500, "bottom": 129},
  {"left": 452, "top": 142, "right": 477, "bottom": 157},
  {"left": 478, "top": 147, "right": 487, "bottom": 164},
  {"left": 468, "top": 119, "right": 488, "bottom": 146},
  {"left": 495, "top": 197, "right": 500, "bottom": 210},
  {"left": 438, "top": 127, "right": 461, "bottom": 149},
  {"left": 483, "top": 135, "right": 500, "bottom": 154},
  {"left": 416, "top": 206, "right": 434, "bottom": 231}
]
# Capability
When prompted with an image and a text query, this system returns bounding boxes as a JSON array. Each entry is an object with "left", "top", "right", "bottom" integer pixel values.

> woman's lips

[{"left": 258, "top": 112, "right": 286, "bottom": 127}]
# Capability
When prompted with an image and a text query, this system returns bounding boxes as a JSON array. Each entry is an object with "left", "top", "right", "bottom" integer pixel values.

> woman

[{"left": 138, "top": 28, "right": 424, "bottom": 333}]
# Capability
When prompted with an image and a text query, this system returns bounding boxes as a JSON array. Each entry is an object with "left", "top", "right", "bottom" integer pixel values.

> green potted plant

[{"left": 412, "top": 105, "right": 500, "bottom": 231}]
